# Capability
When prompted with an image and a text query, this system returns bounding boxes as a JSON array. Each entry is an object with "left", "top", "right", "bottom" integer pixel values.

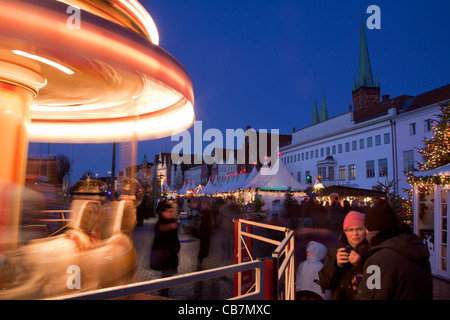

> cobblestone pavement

[
  {"left": 432, "top": 277, "right": 450, "bottom": 300},
  {"left": 131, "top": 218, "right": 235, "bottom": 300},
  {"left": 130, "top": 218, "right": 450, "bottom": 300}
]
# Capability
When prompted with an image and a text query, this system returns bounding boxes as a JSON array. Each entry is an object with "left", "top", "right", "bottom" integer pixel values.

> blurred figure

[
  {"left": 169, "top": 199, "right": 180, "bottom": 223},
  {"left": 266, "top": 213, "right": 288, "bottom": 242},
  {"left": 150, "top": 201, "right": 180, "bottom": 297},
  {"left": 197, "top": 198, "right": 213, "bottom": 269},
  {"left": 1, "top": 195, "right": 137, "bottom": 298},
  {"left": 219, "top": 197, "right": 240, "bottom": 264}
]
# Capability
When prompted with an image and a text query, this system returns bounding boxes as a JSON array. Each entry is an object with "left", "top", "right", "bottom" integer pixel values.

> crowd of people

[
  {"left": 279, "top": 196, "right": 372, "bottom": 231},
  {"left": 148, "top": 194, "right": 433, "bottom": 300},
  {"left": 149, "top": 196, "right": 243, "bottom": 296},
  {"left": 313, "top": 199, "right": 432, "bottom": 300}
]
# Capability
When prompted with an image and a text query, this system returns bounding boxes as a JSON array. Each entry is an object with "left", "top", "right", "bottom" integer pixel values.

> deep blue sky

[{"left": 29, "top": 0, "right": 450, "bottom": 182}]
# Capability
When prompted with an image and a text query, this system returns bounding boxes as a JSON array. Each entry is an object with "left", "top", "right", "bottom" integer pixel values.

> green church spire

[
  {"left": 319, "top": 91, "right": 329, "bottom": 122},
  {"left": 312, "top": 98, "right": 319, "bottom": 125},
  {"left": 357, "top": 16, "right": 374, "bottom": 87}
]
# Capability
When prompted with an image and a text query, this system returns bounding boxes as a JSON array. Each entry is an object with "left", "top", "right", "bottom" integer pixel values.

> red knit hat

[{"left": 343, "top": 211, "right": 365, "bottom": 231}]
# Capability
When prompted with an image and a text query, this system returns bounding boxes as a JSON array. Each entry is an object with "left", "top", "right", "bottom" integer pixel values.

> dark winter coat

[
  {"left": 150, "top": 217, "right": 180, "bottom": 271},
  {"left": 355, "top": 231, "right": 432, "bottom": 300},
  {"left": 198, "top": 209, "right": 213, "bottom": 262},
  {"left": 318, "top": 234, "right": 370, "bottom": 300}
]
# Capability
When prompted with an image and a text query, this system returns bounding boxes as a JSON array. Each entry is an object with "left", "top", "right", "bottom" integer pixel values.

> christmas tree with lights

[
  {"left": 407, "top": 102, "right": 450, "bottom": 186},
  {"left": 417, "top": 102, "right": 450, "bottom": 171}
]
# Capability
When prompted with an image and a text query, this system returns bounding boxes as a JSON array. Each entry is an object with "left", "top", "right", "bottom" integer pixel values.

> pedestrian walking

[
  {"left": 197, "top": 197, "right": 213, "bottom": 269},
  {"left": 355, "top": 199, "right": 433, "bottom": 300},
  {"left": 219, "top": 197, "right": 240, "bottom": 264},
  {"left": 150, "top": 200, "right": 180, "bottom": 297},
  {"left": 319, "top": 210, "right": 370, "bottom": 300}
]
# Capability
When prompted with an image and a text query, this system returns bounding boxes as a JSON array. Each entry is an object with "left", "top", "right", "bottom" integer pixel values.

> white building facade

[
  {"left": 280, "top": 99, "right": 447, "bottom": 198},
  {"left": 280, "top": 19, "right": 450, "bottom": 199}
]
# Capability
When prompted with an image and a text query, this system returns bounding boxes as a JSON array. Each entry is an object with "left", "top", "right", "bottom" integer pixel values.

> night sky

[{"left": 28, "top": 0, "right": 450, "bottom": 183}]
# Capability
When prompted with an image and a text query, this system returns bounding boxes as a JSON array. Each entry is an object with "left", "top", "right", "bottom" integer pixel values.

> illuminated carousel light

[
  {"left": 12, "top": 50, "right": 75, "bottom": 75},
  {"left": 0, "top": 0, "right": 194, "bottom": 143},
  {"left": 0, "top": 0, "right": 195, "bottom": 252}
]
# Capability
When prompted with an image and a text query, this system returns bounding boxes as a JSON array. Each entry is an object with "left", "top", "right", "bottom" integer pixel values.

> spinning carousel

[{"left": 0, "top": 0, "right": 194, "bottom": 298}]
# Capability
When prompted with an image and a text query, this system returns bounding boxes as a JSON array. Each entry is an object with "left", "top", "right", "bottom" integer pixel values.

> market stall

[{"left": 410, "top": 163, "right": 450, "bottom": 280}]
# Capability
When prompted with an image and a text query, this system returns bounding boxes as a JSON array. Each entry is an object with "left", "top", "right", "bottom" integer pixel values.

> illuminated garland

[{"left": 407, "top": 172, "right": 450, "bottom": 186}]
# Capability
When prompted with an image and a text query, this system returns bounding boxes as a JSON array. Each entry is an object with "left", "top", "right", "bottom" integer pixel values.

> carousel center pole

[{"left": 0, "top": 61, "right": 45, "bottom": 253}]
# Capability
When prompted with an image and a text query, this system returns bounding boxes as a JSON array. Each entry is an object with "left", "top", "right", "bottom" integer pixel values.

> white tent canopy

[
  {"left": 232, "top": 172, "right": 248, "bottom": 190},
  {"left": 178, "top": 181, "right": 187, "bottom": 194},
  {"left": 244, "top": 160, "right": 306, "bottom": 191},
  {"left": 202, "top": 178, "right": 217, "bottom": 194},
  {"left": 220, "top": 175, "right": 235, "bottom": 192},
  {"left": 242, "top": 165, "right": 258, "bottom": 188}
]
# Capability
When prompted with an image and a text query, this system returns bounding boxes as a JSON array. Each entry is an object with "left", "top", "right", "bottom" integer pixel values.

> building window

[
  {"left": 348, "top": 164, "right": 356, "bottom": 180},
  {"left": 403, "top": 150, "right": 415, "bottom": 172},
  {"left": 339, "top": 165, "right": 346, "bottom": 180},
  {"left": 375, "top": 135, "right": 381, "bottom": 146},
  {"left": 306, "top": 170, "right": 312, "bottom": 184},
  {"left": 326, "top": 147, "right": 330, "bottom": 156},
  {"left": 302, "top": 153, "right": 304, "bottom": 161},
  {"left": 305, "top": 152, "right": 309, "bottom": 160},
  {"left": 352, "top": 140, "right": 357, "bottom": 151},
  {"left": 294, "top": 154, "right": 296, "bottom": 162},
  {"left": 320, "top": 148, "right": 324, "bottom": 157},
  {"left": 297, "top": 171, "right": 302, "bottom": 182},
  {"left": 338, "top": 144, "right": 343, "bottom": 153},
  {"left": 378, "top": 158, "right": 388, "bottom": 177},
  {"left": 409, "top": 123, "right": 416, "bottom": 135},
  {"left": 359, "top": 138, "right": 365, "bottom": 149},
  {"left": 318, "top": 167, "right": 327, "bottom": 181},
  {"left": 332, "top": 145, "right": 336, "bottom": 154},
  {"left": 345, "top": 142, "right": 350, "bottom": 152},
  {"left": 315, "top": 149, "right": 319, "bottom": 158},
  {"left": 310, "top": 150, "right": 314, "bottom": 159},
  {"left": 366, "top": 160, "right": 375, "bottom": 178},
  {"left": 328, "top": 166, "right": 335, "bottom": 181},
  {"left": 367, "top": 137, "right": 373, "bottom": 148},
  {"left": 384, "top": 133, "right": 390, "bottom": 144},
  {"left": 424, "top": 119, "right": 433, "bottom": 132}
]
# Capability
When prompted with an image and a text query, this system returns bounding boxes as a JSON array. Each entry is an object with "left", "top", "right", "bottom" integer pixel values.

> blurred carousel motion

[
  {"left": 0, "top": 0, "right": 194, "bottom": 299},
  {"left": 1, "top": 178, "right": 142, "bottom": 299}
]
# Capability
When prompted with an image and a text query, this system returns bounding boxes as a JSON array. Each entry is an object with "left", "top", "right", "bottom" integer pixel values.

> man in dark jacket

[{"left": 355, "top": 200, "right": 433, "bottom": 300}]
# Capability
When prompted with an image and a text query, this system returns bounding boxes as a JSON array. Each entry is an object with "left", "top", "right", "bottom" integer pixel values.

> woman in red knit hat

[{"left": 318, "top": 210, "right": 370, "bottom": 300}]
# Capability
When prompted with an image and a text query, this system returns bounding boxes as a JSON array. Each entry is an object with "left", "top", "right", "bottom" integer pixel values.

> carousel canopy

[{"left": 0, "top": 0, "right": 194, "bottom": 143}]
